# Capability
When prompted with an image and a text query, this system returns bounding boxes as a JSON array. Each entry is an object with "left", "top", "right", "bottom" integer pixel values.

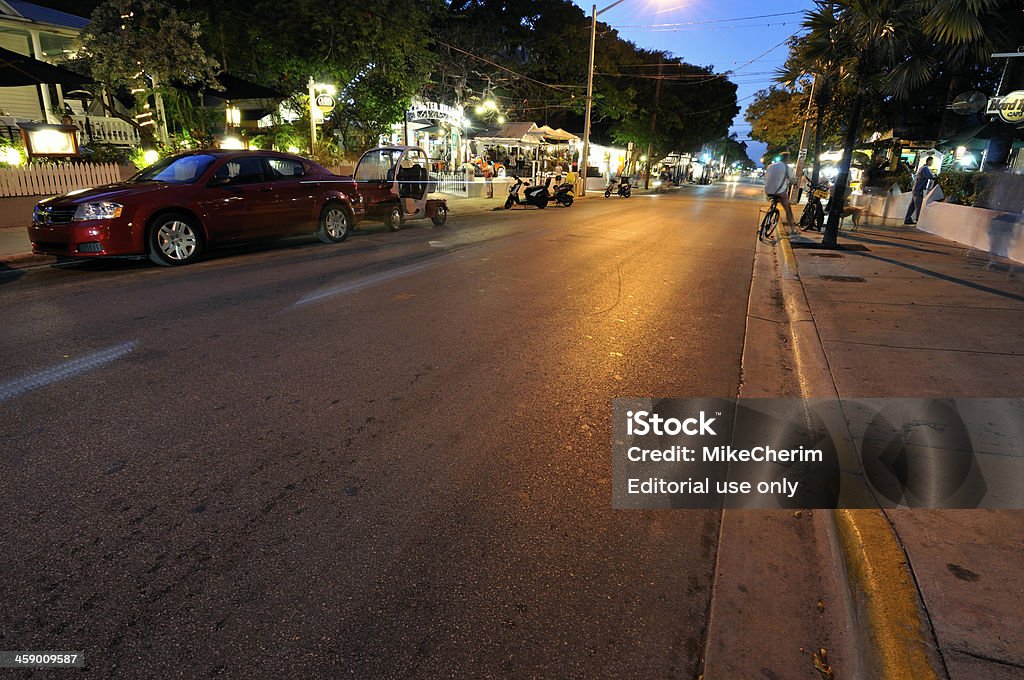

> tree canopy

[{"left": 60, "top": 0, "right": 742, "bottom": 160}]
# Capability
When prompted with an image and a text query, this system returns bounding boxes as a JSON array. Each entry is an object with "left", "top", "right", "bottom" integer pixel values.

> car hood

[{"left": 38, "top": 181, "right": 174, "bottom": 206}]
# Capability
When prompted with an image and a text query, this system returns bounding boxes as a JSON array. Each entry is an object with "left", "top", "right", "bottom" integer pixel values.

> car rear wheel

[
  {"left": 148, "top": 213, "right": 202, "bottom": 266},
  {"left": 318, "top": 203, "right": 350, "bottom": 243},
  {"left": 386, "top": 206, "right": 403, "bottom": 231}
]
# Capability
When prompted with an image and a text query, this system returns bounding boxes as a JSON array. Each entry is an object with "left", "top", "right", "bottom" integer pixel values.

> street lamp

[{"left": 581, "top": 0, "right": 627, "bottom": 197}]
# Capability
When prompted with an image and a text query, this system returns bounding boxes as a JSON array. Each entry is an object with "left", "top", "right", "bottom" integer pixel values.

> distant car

[{"left": 29, "top": 150, "right": 364, "bottom": 266}]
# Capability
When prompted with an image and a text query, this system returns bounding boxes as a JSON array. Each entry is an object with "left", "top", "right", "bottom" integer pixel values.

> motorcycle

[
  {"left": 550, "top": 180, "right": 575, "bottom": 207},
  {"left": 504, "top": 175, "right": 551, "bottom": 209},
  {"left": 799, "top": 181, "right": 830, "bottom": 232},
  {"left": 604, "top": 176, "right": 631, "bottom": 198},
  {"left": 653, "top": 174, "right": 671, "bottom": 194}
]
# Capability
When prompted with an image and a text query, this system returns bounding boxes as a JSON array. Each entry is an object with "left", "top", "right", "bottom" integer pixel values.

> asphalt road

[{"left": 0, "top": 183, "right": 763, "bottom": 678}]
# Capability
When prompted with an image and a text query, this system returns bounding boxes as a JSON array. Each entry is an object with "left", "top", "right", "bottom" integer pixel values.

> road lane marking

[
  {"left": 0, "top": 341, "right": 138, "bottom": 403},
  {"left": 291, "top": 261, "right": 436, "bottom": 307}
]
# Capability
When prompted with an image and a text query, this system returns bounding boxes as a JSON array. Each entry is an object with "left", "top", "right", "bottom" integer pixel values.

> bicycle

[
  {"left": 759, "top": 193, "right": 782, "bottom": 240},
  {"left": 799, "top": 182, "right": 829, "bottom": 232}
]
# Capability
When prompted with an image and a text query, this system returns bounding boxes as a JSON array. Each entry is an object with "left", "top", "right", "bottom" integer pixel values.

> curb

[
  {"left": 835, "top": 509, "right": 940, "bottom": 680},
  {"left": 0, "top": 252, "right": 54, "bottom": 269},
  {"left": 775, "top": 231, "right": 943, "bottom": 680}
]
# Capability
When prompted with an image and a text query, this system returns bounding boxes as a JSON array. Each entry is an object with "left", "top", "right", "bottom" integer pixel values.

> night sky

[{"left": 573, "top": 0, "right": 816, "bottom": 163}]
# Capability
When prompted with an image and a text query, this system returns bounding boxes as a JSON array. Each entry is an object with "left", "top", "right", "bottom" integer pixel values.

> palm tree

[
  {"left": 788, "top": 0, "right": 1023, "bottom": 246},
  {"left": 790, "top": 1, "right": 924, "bottom": 245}
]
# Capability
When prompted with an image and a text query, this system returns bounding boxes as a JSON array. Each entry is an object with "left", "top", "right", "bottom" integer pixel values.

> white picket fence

[{"left": 0, "top": 162, "right": 121, "bottom": 197}]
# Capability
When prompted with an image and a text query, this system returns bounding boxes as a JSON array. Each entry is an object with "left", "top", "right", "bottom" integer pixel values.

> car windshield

[{"left": 131, "top": 154, "right": 219, "bottom": 184}]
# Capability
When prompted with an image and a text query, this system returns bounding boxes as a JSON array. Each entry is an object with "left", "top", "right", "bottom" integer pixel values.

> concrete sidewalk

[{"left": 780, "top": 220, "right": 1024, "bottom": 679}]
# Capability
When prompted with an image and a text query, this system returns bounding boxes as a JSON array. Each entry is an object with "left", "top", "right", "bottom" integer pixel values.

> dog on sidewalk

[{"left": 839, "top": 205, "right": 864, "bottom": 230}]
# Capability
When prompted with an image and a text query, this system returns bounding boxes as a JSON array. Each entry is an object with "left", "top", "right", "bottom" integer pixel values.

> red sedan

[{"left": 29, "top": 150, "right": 364, "bottom": 266}]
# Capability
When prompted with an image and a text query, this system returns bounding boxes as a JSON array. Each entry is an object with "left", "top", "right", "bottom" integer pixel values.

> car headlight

[{"left": 73, "top": 202, "right": 123, "bottom": 221}]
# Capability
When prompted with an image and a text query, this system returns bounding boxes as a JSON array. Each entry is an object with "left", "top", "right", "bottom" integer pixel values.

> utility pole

[
  {"left": 792, "top": 74, "right": 817, "bottom": 203},
  {"left": 581, "top": 5, "right": 598, "bottom": 197},
  {"left": 644, "top": 56, "right": 663, "bottom": 190}
]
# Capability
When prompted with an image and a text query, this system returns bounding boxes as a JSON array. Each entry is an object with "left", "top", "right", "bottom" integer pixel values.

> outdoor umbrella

[
  {"left": 179, "top": 72, "right": 283, "bottom": 101},
  {"left": 0, "top": 46, "right": 91, "bottom": 87}
]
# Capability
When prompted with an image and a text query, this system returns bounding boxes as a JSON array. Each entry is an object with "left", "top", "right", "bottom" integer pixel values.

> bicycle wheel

[
  {"left": 760, "top": 206, "right": 779, "bottom": 239},
  {"left": 799, "top": 203, "right": 815, "bottom": 231}
]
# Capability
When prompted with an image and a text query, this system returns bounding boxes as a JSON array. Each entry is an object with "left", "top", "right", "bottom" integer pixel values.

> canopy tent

[
  {"left": 472, "top": 121, "right": 546, "bottom": 146},
  {"left": 535, "top": 125, "right": 579, "bottom": 143},
  {"left": 0, "top": 46, "right": 91, "bottom": 88}
]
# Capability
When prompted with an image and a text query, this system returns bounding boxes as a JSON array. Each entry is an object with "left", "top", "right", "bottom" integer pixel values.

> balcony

[{"left": 71, "top": 115, "right": 141, "bottom": 147}]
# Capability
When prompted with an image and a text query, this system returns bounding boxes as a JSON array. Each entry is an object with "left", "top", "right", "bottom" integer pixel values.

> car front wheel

[
  {"left": 318, "top": 203, "right": 350, "bottom": 243},
  {"left": 148, "top": 213, "right": 203, "bottom": 266}
]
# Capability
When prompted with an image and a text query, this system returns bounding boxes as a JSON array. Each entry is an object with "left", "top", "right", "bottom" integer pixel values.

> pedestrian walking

[
  {"left": 904, "top": 157, "right": 935, "bottom": 225},
  {"left": 483, "top": 161, "right": 494, "bottom": 198},
  {"left": 764, "top": 151, "right": 796, "bottom": 231}
]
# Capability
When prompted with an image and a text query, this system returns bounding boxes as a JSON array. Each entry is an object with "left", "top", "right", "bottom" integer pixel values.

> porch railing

[{"left": 71, "top": 115, "right": 141, "bottom": 147}]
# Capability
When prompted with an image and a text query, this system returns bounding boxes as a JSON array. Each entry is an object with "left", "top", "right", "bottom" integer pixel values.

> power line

[
  {"left": 615, "top": 11, "right": 803, "bottom": 28},
  {"left": 433, "top": 39, "right": 584, "bottom": 92},
  {"left": 635, "top": 22, "right": 799, "bottom": 32}
]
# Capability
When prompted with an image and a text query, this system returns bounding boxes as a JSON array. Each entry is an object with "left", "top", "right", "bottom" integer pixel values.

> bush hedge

[{"left": 936, "top": 171, "right": 1024, "bottom": 212}]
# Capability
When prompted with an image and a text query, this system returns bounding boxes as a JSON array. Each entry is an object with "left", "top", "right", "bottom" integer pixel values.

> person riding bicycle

[{"left": 764, "top": 151, "right": 796, "bottom": 232}]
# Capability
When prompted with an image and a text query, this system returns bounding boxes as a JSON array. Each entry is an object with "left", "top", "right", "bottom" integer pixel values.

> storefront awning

[{"left": 0, "top": 46, "right": 91, "bottom": 87}]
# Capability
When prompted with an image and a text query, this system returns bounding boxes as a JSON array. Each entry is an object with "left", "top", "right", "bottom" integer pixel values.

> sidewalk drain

[{"left": 820, "top": 275, "right": 866, "bottom": 282}]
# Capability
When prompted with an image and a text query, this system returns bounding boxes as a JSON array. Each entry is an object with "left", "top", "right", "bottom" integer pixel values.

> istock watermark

[{"left": 611, "top": 398, "right": 1024, "bottom": 509}]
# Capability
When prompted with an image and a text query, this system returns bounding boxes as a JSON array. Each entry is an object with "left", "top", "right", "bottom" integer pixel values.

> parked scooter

[
  {"left": 604, "top": 176, "right": 631, "bottom": 198},
  {"left": 799, "top": 181, "right": 830, "bottom": 232},
  {"left": 550, "top": 180, "right": 575, "bottom": 207},
  {"left": 504, "top": 175, "right": 551, "bottom": 209}
]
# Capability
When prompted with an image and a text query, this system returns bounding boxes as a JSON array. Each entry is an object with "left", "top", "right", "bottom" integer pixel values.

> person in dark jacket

[{"left": 904, "top": 157, "right": 935, "bottom": 225}]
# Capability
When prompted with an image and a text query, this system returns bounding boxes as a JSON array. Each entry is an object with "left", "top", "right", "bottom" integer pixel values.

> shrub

[
  {"left": 936, "top": 171, "right": 1024, "bottom": 212},
  {"left": 936, "top": 171, "right": 977, "bottom": 206}
]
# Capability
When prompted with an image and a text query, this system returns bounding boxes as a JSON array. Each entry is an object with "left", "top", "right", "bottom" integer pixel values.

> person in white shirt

[{"left": 764, "top": 151, "right": 796, "bottom": 230}]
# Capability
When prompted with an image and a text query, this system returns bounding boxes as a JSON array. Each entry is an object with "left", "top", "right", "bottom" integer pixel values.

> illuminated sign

[
  {"left": 19, "top": 124, "right": 80, "bottom": 158},
  {"left": 407, "top": 100, "right": 467, "bottom": 129},
  {"left": 315, "top": 94, "right": 336, "bottom": 115},
  {"left": 993, "top": 90, "right": 1024, "bottom": 124}
]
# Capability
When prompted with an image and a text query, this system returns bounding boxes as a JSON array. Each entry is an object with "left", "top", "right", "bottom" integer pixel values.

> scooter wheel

[
  {"left": 562, "top": 196, "right": 574, "bottom": 207},
  {"left": 504, "top": 197, "right": 513, "bottom": 209},
  {"left": 604, "top": 190, "right": 611, "bottom": 198},
  {"left": 537, "top": 199, "right": 547, "bottom": 209},
  {"left": 622, "top": 188, "right": 631, "bottom": 198}
]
